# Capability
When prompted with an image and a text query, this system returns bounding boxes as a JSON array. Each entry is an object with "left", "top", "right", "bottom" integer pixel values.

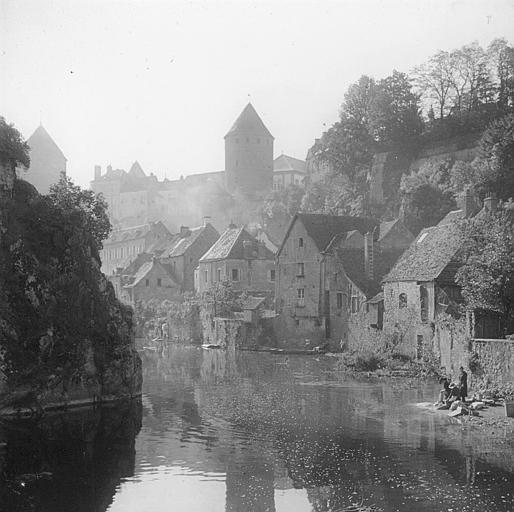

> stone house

[
  {"left": 382, "top": 193, "right": 500, "bottom": 359},
  {"left": 196, "top": 226, "right": 276, "bottom": 296},
  {"left": 274, "top": 213, "right": 413, "bottom": 347},
  {"left": 119, "top": 259, "right": 181, "bottom": 306},
  {"left": 159, "top": 222, "right": 220, "bottom": 292},
  {"left": 100, "top": 221, "right": 171, "bottom": 276}
]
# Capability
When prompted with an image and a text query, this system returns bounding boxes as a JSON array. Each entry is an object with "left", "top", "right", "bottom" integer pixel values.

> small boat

[{"left": 201, "top": 344, "right": 222, "bottom": 350}]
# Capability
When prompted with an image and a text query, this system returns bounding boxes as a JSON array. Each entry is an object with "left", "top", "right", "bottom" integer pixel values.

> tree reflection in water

[{"left": 1, "top": 347, "right": 513, "bottom": 512}]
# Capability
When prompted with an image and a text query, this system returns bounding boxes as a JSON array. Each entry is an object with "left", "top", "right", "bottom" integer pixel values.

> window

[
  {"left": 145, "top": 279, "right": 150, "bottom": 287},
  {"left": 217, "top": 269, "right": 222, "bottom": 282},
  {"left": 420, "top": 285, "right": 428, "bottom": 322},
  {"left": 246, "top": 137, "right": 249, "bottom": 143},
  {"left": 269, "top": 269, "right": 276, "bottom": 282},
  {"left": 399, "top": 293, "right": 407, "bottom": 309},
  {"left": 298, "top": 237, "right": 304, "bottom": 248},
  {"left": 297, "top": 288, "right": 305, "bottom": 307},
  {"left": 157, "top": 278, "right": 162, "bottom": 287},
  {"left": 337, "top": 293, "right": 343, "bottom": 309},
  {"left": 351, "top": 296, "right": 360, "bottom": 314},
  {"left": 231, "top": 268, "right": 240, "bottom": 281},
  {"left": 297, "top": 262, "right": 305, "bottom": 277},
  {"left": 204, "top": 270, "right": 208, "bottom": 283}
]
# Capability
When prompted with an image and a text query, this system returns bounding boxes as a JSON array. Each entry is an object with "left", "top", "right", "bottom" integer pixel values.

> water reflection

[
  {"left": 0, "top": 401, "right": 142, "bottom": 512},
  {"left": 1, "top": 346, "right": 513, "bottom": 512}
]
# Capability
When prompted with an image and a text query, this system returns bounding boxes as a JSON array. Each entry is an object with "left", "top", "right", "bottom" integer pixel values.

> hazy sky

[{"left": 2, "top": 0, "right": 514, "bottom": 188}]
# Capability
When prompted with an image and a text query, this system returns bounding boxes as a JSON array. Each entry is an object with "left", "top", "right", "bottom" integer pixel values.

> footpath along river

[{"left": 1, "top": 345, "right": 513, "bottom": 512}]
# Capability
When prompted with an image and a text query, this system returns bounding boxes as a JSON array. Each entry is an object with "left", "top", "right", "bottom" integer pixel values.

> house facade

[
  {"left": 272, "top": 154, "right": 306, "bottom": 191},
  {"left": 100, "top": 221, "right": 171, "bottom": 275},
  {"left": 381, "top": 192, "right": 499, "bottom": 360},
  {"left": 117, "top": 259, "right": 181, "bottom": 306},
  {"left": 159, "top": 222, "right": 220, "bottom": 292},
  {"left": 274, "top": 213, "right": 413, "bottom": 347},
  {"left": 196, "top": 226, "right": 276, "bottom": 296}
]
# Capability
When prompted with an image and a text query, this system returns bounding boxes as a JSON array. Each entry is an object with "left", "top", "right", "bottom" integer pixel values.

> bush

[{"left": 353, "top": 352, "right": 384, "bottom": 371}]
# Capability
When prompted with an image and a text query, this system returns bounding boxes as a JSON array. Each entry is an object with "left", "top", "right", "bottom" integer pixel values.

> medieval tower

[
  {"left": 23, "top": 125, "right": 67, "bottom": 194},
  {"left": 224, "top": 103, "right": 274, "bottom": 196}
]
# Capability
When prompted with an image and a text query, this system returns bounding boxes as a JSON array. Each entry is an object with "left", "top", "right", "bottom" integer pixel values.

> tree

[
  {"left": 456, "top": 204, "right": 514, "bottom": 331},
  {"left": 0, "top": 116, "right": 30, "bottom": 169},
  {"left": 49, "top": 173, "right": 111, "bottom": 254},
  {"left": 474, "top": 113, "right": 514, "bottom": 200},
  {"left": 370, "top": 70, "right": 423, "bottom": 147},
  {"left": 200, "top": 280, "right": 246, "bottom": 318},
  {"left": 413, "top": 51, "right": 454, "bottom": 119},
  {"left": 487, "top": 38, "right": 514, "bottom": 111}
]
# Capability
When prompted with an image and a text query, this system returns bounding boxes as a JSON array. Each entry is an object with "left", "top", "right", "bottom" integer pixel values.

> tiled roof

[
  {"left": 279, "top": 213, "right": 379, "bottom": 256},
  {"left": 242, "top": 296, "right": 266, "bottom": 310},
  {"left": 105, "top": 222, "right": 169, "bottom": 245},
  {"left": 273, "top": 154, "right": 306, "bottom": 173},
  {"left": 378, "top": 220, "right": 398, "bottom": 241},
  {"left": 225, "top": 103, "right": 274, "bottom": 139},
  {"left": 383, "top": 223, "right": 464, "bottom": 282},
  {"left": 124, "top": 260, "right": 177, "bottom": 288},
  {"left": 200, "top": 227, "right": 274, "bottom": 262},
  {"left": 160, "top": 224, "right": 219, "bottom": 258}
]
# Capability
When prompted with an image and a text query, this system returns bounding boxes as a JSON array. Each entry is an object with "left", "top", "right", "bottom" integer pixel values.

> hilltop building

[
  {"left": 19, "top": 125, "right": 67, "bottom": 194},
  {"left": 90, "top": 104, "right": 306, "bottom": 233}
]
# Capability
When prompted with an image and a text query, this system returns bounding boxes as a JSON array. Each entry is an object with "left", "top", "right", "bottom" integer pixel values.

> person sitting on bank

[{"left": 459, "top": 366, "right": 468, "bottom": 402}]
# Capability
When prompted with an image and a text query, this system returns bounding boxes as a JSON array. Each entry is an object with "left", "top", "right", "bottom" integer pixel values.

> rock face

[{"left": 0, "top": 176, "right": 142, "bottom": 414}]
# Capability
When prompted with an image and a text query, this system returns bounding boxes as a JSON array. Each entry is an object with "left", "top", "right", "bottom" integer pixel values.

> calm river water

[{"left": 1, "top": 345, "right": 513, "bottom": 512}]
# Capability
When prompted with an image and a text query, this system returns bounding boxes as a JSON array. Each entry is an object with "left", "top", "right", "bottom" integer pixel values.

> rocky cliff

[{"left": 0, "top": 170, "right": 142, "bottom": 415}]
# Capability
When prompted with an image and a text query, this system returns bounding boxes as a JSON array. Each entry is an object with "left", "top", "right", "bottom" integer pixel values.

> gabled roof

[
  {"left": 242, "top": 296, "right": 266, "bottom": 310},
  {"left": 104, "top": 222, "right": 169, "bottom": 245},
  {"left": 378, "top": 220, "right": 398, "bottom": 241},
  {"left": 128, "top": 161, "right": 146, "bottom": 178},
  {"left": 273, "top": 154, "right": 306, "bottom": 173},
  {"left": 27, "top": 125, "right": 67, "bottom": 161},
  {"left": 383, "top": 222, "right": 464, "bottom": 283},
  {"left": 124, "top": 259, "right": 177, "bottom": 288},
  {"left": 225, "top": 103, "right": 274, "bottom": 139},
  {"left": 200, "top": 226, "right": 274, "bottom": 262},
  {"left": 278, "top": 213, "right": 379, "bottom": 257},
  {"left": 160, "top": 224, "right": 219, "bottom": 258}
]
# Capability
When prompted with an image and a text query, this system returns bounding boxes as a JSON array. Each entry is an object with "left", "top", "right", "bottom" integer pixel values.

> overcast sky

[{"left": 2, "top": 0, "right": 514, "bottom": 188}]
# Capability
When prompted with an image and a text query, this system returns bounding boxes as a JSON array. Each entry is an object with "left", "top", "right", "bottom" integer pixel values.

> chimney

[
  {"left": 483, "top": 194, "right": 498, "bottom": 214},
  {"left": 364, "top": 232, "right": 374, "bottom": 280},
  {"left": 180, "top": 226, "right": 191, "bottom": 238},
  {"left": 228, "top": 222, "right": 237, "bottom": 229},
  {"left": 203, "top": 216, "right": 211, "bottom": 227},
  {"left": 461, "top": 187, "right": 475, "bottom": 218},
  {"left": 94, "top": 165, "right": 101, "bottom": 180}
]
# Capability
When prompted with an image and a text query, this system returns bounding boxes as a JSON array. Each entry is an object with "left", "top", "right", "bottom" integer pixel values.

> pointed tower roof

[
  {"left": 128, "top": 160, "right": 146, "bottom": 178},
  {"left": 225, "top": 103, "right": 274, "bottom": 139},
  {"left": 27, "top": 125, "right": 67, "bottom": 161}
]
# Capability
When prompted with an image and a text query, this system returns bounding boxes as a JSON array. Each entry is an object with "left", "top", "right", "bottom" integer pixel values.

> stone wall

[{"left": 471, "top": 339, "right": 514, "bottom": 385}]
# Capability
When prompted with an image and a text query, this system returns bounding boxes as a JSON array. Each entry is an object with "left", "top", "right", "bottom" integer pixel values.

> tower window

[{"left": 246, "top": 137, "right": 249, "bottom": 143}]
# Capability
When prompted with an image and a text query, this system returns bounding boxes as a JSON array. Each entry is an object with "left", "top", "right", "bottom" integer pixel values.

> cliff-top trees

[{"left": 0, "top": 116, "right": 30, "bottom": 169}]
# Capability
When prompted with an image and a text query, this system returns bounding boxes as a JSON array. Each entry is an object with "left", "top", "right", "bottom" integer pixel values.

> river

[{"left": 1, "top": 345, "right": 513, "bottom": 511}]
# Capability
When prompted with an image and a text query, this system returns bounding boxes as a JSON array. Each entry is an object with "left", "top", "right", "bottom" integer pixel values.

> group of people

[{"left": 438, "top": 366, "right": 468, "bottom": 405}]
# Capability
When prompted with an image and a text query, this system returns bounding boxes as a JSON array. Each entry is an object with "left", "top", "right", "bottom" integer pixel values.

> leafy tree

[
  {"left": 487, "top": 38, "right": 514, "bottom": 110},
  {"left": 262, "top": 184, "right": 305, "bottom": 220},
  {"left": 0, "top": 116, "right": 30, "bottom": 169},
  {"left": 474, "top": 113, "right": 514, "bottom": 200},
  {"left": 413, "top": 50, "right": 454, "bottom": 119},
  {"left": 456, "top": 204, "right": 514, "bottom": 330},
  {"left": 49, "top": 173, "right": 111, "bottom": 253},
  {"left": 370, "top": 71, "right": 423, "bottom": 147},
  {"left": 200, "top": 280, "right": 246, "bottom": 318}
]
